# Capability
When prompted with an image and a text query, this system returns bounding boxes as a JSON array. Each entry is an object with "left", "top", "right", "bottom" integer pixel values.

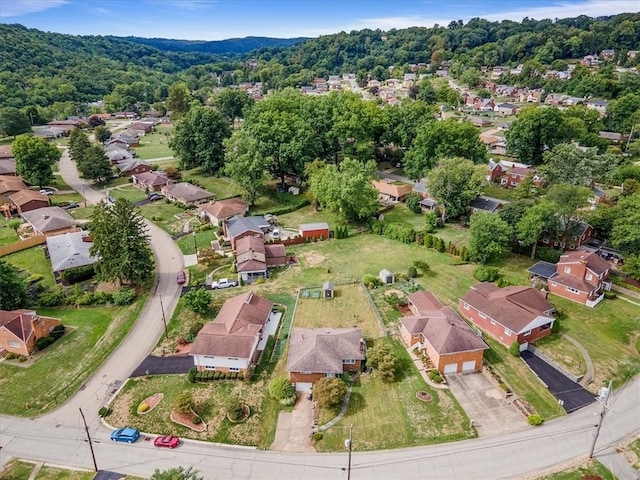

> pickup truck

[{"left": 211, "top": 278, "right": 238, "bottom": 289}]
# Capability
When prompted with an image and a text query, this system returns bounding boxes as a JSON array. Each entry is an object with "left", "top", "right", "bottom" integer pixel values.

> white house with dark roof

[
  {"left": 287, "top": 327, "right": 365, "bottom": 391},
  {"left": 45, "top": 231, "right": 99, "bottom": 278},
  {"left": 190, "top": 292, "right": 277, "bottom": 375}
]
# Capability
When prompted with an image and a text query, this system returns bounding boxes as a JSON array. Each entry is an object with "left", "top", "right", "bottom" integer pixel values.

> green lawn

[
  {"left": 0, "top": 459, "right": 142, "bottom": 480},
  {"left": 294, "top": 283, "right": 384, "bottom": 340},
  {"left": 531, "top": 334, "right": 587, "bottom": 378},
  {"left": 483, "top": 184, "right": 518, "bottom": 201},
  {"left": 0, "top": 300, "right": 145, "bottom": 416},
  {"left": 536, "top": 459, "right": 614, "bottom": 480},
  {"left": 0, "top": 221, "right": 19, "bottom": 246},
  {"left": 138, "top": 202, "right": 189, "bottom": 236},
  {"left": 131, "top": 128, "right": 175, "bottom": 160},
  {"left": 109, "top": 184, "right": 147, "bottom": 203},
  {"left": 316, "top": 337, "right": 475, "bottom": 451},
  {"left": 381, "top": 203, "right": 425, "bottom": 230},
  {"left": 5, "top": 245, "right": 56, "bottom": 288},
  {"left": 180, "top": 167, "right": 244, "bottom": 199},
  {"left": 277, "top": 204, "right": 341, "bottom": 232}
]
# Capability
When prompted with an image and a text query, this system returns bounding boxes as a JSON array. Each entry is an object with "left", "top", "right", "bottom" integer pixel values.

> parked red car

[
  {"left": 154, "top": 434, "right": 180, "bottom": 448},
  {"left": 176, "top": 270, "right": 186, "bottom": 285}
]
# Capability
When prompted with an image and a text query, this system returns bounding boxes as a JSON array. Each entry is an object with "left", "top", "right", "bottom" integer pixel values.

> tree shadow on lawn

[
  {"left": 394, "top": 349, "right": 419, "bottom": 382},
  {"left": 344, "top": 390, "right": 365, "bottom": 416}
]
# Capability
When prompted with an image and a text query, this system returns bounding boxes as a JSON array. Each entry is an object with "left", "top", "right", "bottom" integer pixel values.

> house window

[
  {"left": 550, "top": 281, "right": 557, "bottom": 287},
  {"left": 479, "top": 312, "right": 487, "bottom": 319},
  {"left": 490, "top": 319, "right": 496, "bottom": 326},
  {"left": 540, "top": 323, "right": 550, "bottom": 330},
  {"left": 463, "top": 302, "right": 469, "bottom": 310},
  {"left": 323, "top": 373, "right": 339, "bottom": 378},
  {"left": 413, "top": 334, "right": 421, "bottom": 339},
  {"left": 227, "top": 357, "right": 239, "bottom": 361},
  {"left": 229, "top": 367, "right": 240, "bottom": 372},
  {"left": 342, "top": 359, "right": 356, "bottom": 364},
  {"left": 523, "top": 329, "right": 531, "bottom": 336},
  {"left": 204, "top": 365, "right": 216, "bottom": 370},
  {"left": 504, "top": 328, "right": 512, "bottom": 336},
  {"left": 566, "top": 286, "right": 580, "bottom": 294},
  {"left": 8, "top": 340, "right": 20, "bottom": 348},
  {"left": 586, "top": 273, "right": 593, "bottom": 281},
  {"left": 564, "top": 266, "right": 571, "bottom": 274}
]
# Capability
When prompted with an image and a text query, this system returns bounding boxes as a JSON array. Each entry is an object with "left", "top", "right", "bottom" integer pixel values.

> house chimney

[
  {"left": 540, "top": 288, "right": 548, "bottom": 299},
  {"left": 42, "top": 213, "right": 49, "bottom": 219},
  {"left": 359, "top": 338, "right": 365, "bottom": 353}
]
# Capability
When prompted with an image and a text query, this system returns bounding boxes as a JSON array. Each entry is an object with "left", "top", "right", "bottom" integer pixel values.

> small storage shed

[
  {"left": 323, "top": 281, "right": 334, "bottom": 299},
  {"left": 380, "top": 269, "right": 394, "bottom": 285},
  {"left": 299, "top": 222, "right": 330, "bottom": 241}
]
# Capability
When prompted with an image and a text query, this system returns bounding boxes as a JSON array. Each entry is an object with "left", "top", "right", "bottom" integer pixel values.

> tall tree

[
  {"left": 12, "top": 134, "right": 61, "bottom": 187},
  {"left": 166, "top": 82, "right": 192, "bottom": 120},
  {"left": 77, "top": 145, "right": 113, "bottom": 184},
  {"left": 539, "top": 143, "right": 615, "bottom": 186},
  {"left": 546, "top": 183, "right": 591, "bottom": 238},
  {"left": 223, "top": 130, "right": 269, "bottom": 205},
  {"left": 211, "top": 89, "right": 255, "bottom": 124},
  {"left": 517, "top": 201, "right": 560, "bottom": 259},
  {"left": 610, "top": 193, "right": 640, "bottom": 255},
  {"left": 506, "top": 107, "right": 569, "bottom": 165},
  {"left": 89, "top": 198, "right": 154, "bottom": 286},
  {"left": 426, "top": 157, "right": 485, "bottom": 222},
  {"left": 169, "top": 105, "right": 231, "bottom": 174},
  {"left": 403, "top": 118, "right": 486, "bottom": 180},
  {"left": 0, "top": 107, "right": 31, "bottom": 137},
  {"left": 68, "top": 127, "right": 91, "bottom": 162},
  {"left": 469, "top": 212, "right": 512, "bottom": 264},
  {"left": 0, "top": 259, "right": 28, "bottom": 310},
  {"left": 307, "top": 158, "right": 379, "bottom": 222},
  {"left": 93, "top": 125, "right": 111, "bottom": 143}
]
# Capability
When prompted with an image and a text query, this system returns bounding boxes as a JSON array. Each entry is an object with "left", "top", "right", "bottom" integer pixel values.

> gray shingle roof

[
  {"left": 287, "top": 328, "right": 365, "bottom": 374},
  {"left": 21, "top": 207, "right": 77, "bottom": 233},
  {"left": 46, "top": 231, "right": 99, "bottom": 272},
  {"left": 226, "top": 215, "right": 269, "bottom": 238}
]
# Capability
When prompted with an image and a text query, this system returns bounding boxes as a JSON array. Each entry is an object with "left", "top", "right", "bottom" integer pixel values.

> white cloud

[{"left": 1, "top": 0, "right": 69, "bottom": 17}]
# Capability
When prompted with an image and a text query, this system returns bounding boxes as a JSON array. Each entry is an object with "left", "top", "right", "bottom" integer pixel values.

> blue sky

[{"left": 1, "top": 0, "right": 638, "bottom": 40}]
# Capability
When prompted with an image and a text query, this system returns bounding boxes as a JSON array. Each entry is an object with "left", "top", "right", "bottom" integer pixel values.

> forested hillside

[{"left": 122, "top": 35, "right": 308, "bottom": 54}]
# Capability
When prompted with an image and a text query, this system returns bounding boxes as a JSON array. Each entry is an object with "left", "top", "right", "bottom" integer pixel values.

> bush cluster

[
  {"left": 60, "top": 265, "right": 96, "bottom": 284},
  {"left": 38, "top": 286, "right": 115, "bottom": 307},
  {"left": 527, "top": 414, "right": 543, "bottom": 426},
  {"left": 473, "top": 266, "right": 500, "bottom": 282},
  {"left": 428, "top": 370, "right": 444, "bottom": 383},
  {"left": 113, "top": 287, "right": 136, "bottom": 305},
  {"left": 188, "top": 369, "right": 245, "bottom": 382},
  {"left": 334, "top": 225, "right": 349, "bottom": 239},
  {"left": 362, "top": 274, "right": 382, "bottom": 289}
]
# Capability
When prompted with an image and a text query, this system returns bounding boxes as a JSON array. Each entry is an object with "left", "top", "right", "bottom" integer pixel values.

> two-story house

[{"left": 235, "top": 236, "right": 286, "bottom": 283}]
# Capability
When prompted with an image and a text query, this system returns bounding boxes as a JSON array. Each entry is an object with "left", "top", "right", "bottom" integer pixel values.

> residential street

[{"left": 0, "top": 148, "right": 638, "bottom": 479}]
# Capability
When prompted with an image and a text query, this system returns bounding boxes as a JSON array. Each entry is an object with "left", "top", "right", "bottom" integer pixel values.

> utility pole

[
  {"left": 79, "top": 407, "right": 98, "bottom": 472},
  {"left": 345, "top": 423, "right": 353, "bottom": 480},
  {"left": 193, "top": 231, "right": 198, "bottom": 260},
  {"left": 159, "top": 295, "right": 168, "bottom": 340},
  {"left": 589, "top": 380, "right": 613, "bottom": 458}
]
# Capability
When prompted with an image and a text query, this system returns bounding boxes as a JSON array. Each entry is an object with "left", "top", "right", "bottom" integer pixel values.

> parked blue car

[{"left": 110, "top": 427, "right": 140, "bottom": 443}]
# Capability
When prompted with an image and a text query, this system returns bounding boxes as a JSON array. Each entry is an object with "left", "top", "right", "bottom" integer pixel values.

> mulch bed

[
  {"left": 170, "top": 410, "right": 207, "bottom": 432},
  {"left": 137, "top": 393, "right": 163, "bottom": 414},
  {"left": 416, "top": 391, "right": 432, "bottom": 402}
]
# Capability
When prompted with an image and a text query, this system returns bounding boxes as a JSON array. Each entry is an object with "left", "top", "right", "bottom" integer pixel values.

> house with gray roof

[
  {"left": 399, "top": 290, "right": 488, "bottom": 374},
  {"left": 21, "top": 207, "right": 78, "bottom": 236},
  {"left": 161, "top": 182, "right": 215, "bottom": 207},
  {"left": 223, "top": 215, "right": 271, "bottom": 249},
  {"left": 287, "top": 327, "right": 365, "bottom": 391},
  {"left": 45, "top": 231, "right": 99, "bottom": 278},
  {"left": 469, "top": 196, "right": 504, "bottom": 214},
  {"left": 115, "top": 158, "right": 152, "bottom": 176}
]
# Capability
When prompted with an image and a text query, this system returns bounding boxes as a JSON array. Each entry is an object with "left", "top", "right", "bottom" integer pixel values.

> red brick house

[
  {"left": 502, "top": 165, "right": 541, "bottom": 188},
  {"left": 235, "top": 236, "right": 286, "bottom": 283},
  {"left": 372, "top": 179, "right": 413, "bottom": 202},
  {"left": 459, "top": 283, "right": 555, "bottom": 350},
  {"left": 190, "top": 292, "right": 275, "bottom": 375},
  {"left": 198, "top": 198, "right": 248, "bottom": 226},
  {"left": 0, "top": 309, "right": 62, "bottom": 357},
  {"left": 298, "top": 222, "right": 330, "bottom": 241},
  {"left": 399, "top": 291, "right": 488, "bottom": 374},
  {"left": 224, "top": 215, "right": 271, "bottom": 250},
  {"left": 161, "top": 182, "right": 215, "bottom": 207},
  {"left": 8, "top": 190, "right": 49, "bottom": 214},
  {"left": 541, "top": 222, "right": 593, "bottom": 250},
  {"left": 546, "top": 251, "right": 611, "bottom": 307},
  {"left": 287, "top": 327, "right": 365, "bottom": 391},
  {"left": 0, "top": 176, "right": 28, "bottom": 206},
  {"left": 131, "top": 171, "right": 169, "bottom": 191}
]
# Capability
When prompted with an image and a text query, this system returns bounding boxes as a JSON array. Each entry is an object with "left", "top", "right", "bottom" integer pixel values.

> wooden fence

[{"left": 0, "top": 235, "right": 47, "bottom": 256}]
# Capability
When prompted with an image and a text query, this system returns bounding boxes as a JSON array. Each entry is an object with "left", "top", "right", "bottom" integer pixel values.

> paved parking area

[{"left": 446, "top": 371, "right": 527, "bottom": 437}]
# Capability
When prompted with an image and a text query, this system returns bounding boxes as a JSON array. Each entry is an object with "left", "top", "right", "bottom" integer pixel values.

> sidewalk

[
  {"left": 405, "top": 346, "right": 449, "bottom": 390},
  {"left": 595, "top": 446, "right": 640, "bottom": 480}
]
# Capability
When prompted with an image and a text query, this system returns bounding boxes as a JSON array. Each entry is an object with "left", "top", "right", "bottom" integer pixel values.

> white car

[
  {"left": 39, "top": 189, "right": 54, "bottom": 195},
  {"left": 211, "top": 278, "right": 238, "bottom": 289}
]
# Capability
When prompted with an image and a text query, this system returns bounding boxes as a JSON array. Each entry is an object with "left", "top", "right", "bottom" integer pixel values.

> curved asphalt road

[{"left": 0, "top": 148, "right": 639, "bottom": 479}]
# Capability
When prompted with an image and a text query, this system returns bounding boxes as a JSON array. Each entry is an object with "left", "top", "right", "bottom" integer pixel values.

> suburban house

[
  {"left": 161, "top": 182, "right": 215, "bottom": 207},
  {"left": 468, "top": 116, "right": 493, "bottom": 127},
  {"left": 527, "top": 250, "right": 611, "bottom": 308},
  {"left": 115, "top": 158, "right": 153, "bottom": 176},
  {"left": 399, "top": 291, "right": 488, "bottom": 374},
  {"left": 224, "top": 215, "right": 271, "bottom": 249},
  {"left": 459, "top": 283, "right": 555, "bottom": 350},
  {"left": 190, "top": 292, "right": 275, "bottom": 375},
  {"left": 298, "top": 222, "right": 330, "bottom": 241},
  {"left": 494, "top": 103, "right": 519, "bottom": 116},
  {"left": 131, "top": 171, "right": 169, "bottom": 191},
  {"left": 106, "top": 148, "right": 133, "bottom": 163},
  {"left": 0, "top": 176, "right": 27, "bottom": 205},
  {"left": 541, "top": 222, "right": 593, "bottom": 250},
  {"left": 372, "top": 179, "right": 413, "bottom": 203},
  {"left": 501, "top": 165, "right": 541, "bottom": 188},
  {"left": 0, "top": 158, "right": 16, "bottom": 176},
  {"left": 45, "top": 231, "right": 99, "bottom": 280},
  {"left": 487, "top": 159, "right": 506, "bottom": 183},
  {"left": 286, "top": 327, "right": 366, "bottom": 391},
  {"left": 235, "top": 235, "right": 286, "bottom": 283},
  {"left": 8, "top": 190, "right": 50, "bottom": 215},
  {"left": 0, "top": 309, "right": 62, "bottom": 357},
  {"left": 198, "top": 198, "right": 248, "bottom": 226},
  {"left": 598, "top": 131, "right": 627, "bottom": 143},
  {"left": 469, "top": 196, "right": 504, "bottom": 214},
  {"left": 21, "top": 207, "right": 78, "bottom": 237}
]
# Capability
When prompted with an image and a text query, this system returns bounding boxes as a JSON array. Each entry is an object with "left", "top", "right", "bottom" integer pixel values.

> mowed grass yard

[
  {"left": 0, "top": 300, "right": 144, "bottom": 416},
  {"left": 293, "top": 283, "right": 385, "bottom": 340}
]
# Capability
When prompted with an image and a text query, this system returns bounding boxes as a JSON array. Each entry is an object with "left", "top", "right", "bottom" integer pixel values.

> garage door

[
  {"left": 462, "top": 360, "right": 476, "bottom": 372},
  {"left": 295, "top": 382, "right": 312, "bottom": 392},
  {"left": 443, "top": 363, "right": 458, "bottom": 374}
]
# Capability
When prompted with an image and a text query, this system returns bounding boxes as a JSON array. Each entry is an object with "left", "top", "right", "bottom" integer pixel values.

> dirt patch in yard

[
  {"left": 303, "top": 251, "right": 325, "bottom": 267},
  {"left": 384, "top": 289, "right": 405, "bottom": 297},
  {"left": 170, "top": 409, "right": 207, "bottom": 432}
]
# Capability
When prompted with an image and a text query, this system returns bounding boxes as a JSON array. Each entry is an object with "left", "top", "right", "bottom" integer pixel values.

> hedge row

[{"left": 188, "top": 368, "right": 245, "bottom": 382}]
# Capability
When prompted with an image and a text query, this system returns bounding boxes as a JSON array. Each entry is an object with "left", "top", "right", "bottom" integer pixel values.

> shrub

[
  {"left": 313, "top": 432, "right": 323, "bottom": 441},
  {"left": 98, "top": 406, "right": 111, "bottom": 417},
  {"left": 509, "top": 341, "right": 521, "bottom": 357},
  {"left": 38, "top": 288, "right": 66, "bottom": 307},
  {"left": 8, "top": 219, "right": 21, "bottom": 230},
  {"left": 428, "top": 370, "right": 444, "bottom": 383},
  {"left": 139, "top": 403, "right": 149, "bottom": 413},
  {"left": 192, "top": 416, "right": 202, "bottom": 424},
  {"left": 604, "top": 291, "right": 617, "bottom": 300},
  {"left": 314, "top": 377, "right": 348, "bottom": 408},
  {"left": 187, "top": 368, "right": 197, "bottom": 383},
  {"left": 113, "top": 287, "right": 136, "bottom": 305},
  {"left": 183, "top": 289, "right": 212, "bottom": 314},
  {"left": 527, "top": 414, "right": 543, "bottom": 426},
  {"left": 280, "top": 395, "right": 297, "bottom": 406},
  {"left": 551, "top": 319, "right": 560, "bottom": 334},
  {"left": 35, "top": 336, "right": 56, "bottom": 351},
  {"left": 256, "top": 277, "right": 265, "bottom": 284},
  {"left": 423, "top": 234, "right": 434, "bottom": 248},
  {"left": 61, "top": 264, "right": 95, "bottom": 284},
  {"left": 269, "top": 377, "right": 296, "bottom": 402},
  {"left": 413, "top": 260, "right": 430, "bottom": 275},
  {"left": 50, "top": 325, "right": 65, "bottom": 339},
  {"left": 407, "top": 266, "right": 418, "bottom": 278},
  {"left": 473, "top": 266, "right": 500, "bottom": 282}
]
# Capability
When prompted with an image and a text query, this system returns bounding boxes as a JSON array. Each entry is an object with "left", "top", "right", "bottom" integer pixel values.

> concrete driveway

[
  {"left": 446, "top": 371, "right": 527, "bottom": 437},
  {"left": 270, "top": 394, "right": 315, "bottom": 453}
]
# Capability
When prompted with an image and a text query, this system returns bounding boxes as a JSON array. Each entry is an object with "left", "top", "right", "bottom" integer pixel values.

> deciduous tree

[
  {"left": 506, "top": 106, "right": 569, "bottom": 165},
  {"left": 151, "top": 467, "right": 203, "bottom": 480},
  {"left": 0, "top": 259, "right": 28, "bottom": 310},
  {"left": 468, "top": 212, "right": 512, "bottom": 264},
  {"left": 89, "top": 198, "right": 154, "bottom": 286},
  {"left": 166, "top": 82, "right": 192, "bottom": 119},
  {"left": 12, "top": 134, "right": 61, "bottom": 187},
  {"left": 224, "top": 130, "right": 269, "bottom": 205},
  {"left": 367, "top": 341, "right": 398, "bottom": 383},
  {"left": 313, "top": 377, "right": 348, "bottom": 407},
  {"left": 211, "top": 88, "right": 255, "bottom": 124},
  {"left": 517, "top": 201, "right": 559, "bottom": 259},
  {"left": 539, "top": 143, "right": 615, "bottom": 186},
  {"left": 77, "top": 145, "right": 112, "bottom": 184},
  {"left": 0, "top": 107, "right": 31, "bottom": 137}
]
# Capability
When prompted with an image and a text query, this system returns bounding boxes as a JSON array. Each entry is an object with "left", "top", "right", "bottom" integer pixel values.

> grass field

[
  {"left": 535, "top": 459, "right": 614, "bottom": 480},
  {"left": 0, "top": 300, "right": 145, "bottom": 416},
  {"left": 0, "top": 459, "right": 142, "bottom": 480},
  {"left": 131, "top": 124, "right": 175, "bottom": 160},
  {"left": 293, "top": 283, "right": 385, "bottom": 340},
  {"left": 0, "top": 221, "right": 19, "bottom": 246},
  {"left": 5, "top": 244, "right": 57, "bottom": 288}
]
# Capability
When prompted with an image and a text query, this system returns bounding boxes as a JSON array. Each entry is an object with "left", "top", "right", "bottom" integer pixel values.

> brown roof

[
  {"left": 163, "top": 182, "right": 215, "bottom": 203},
  {"left": 0, "top": 159, "right": 16, "bottom": 175},
  {"left": 236, "top": 235, "right": 264, "bottom": 254},
  {"left": 551, "top": 274, "right": 594, "bottom": 293},
  {"left": 408, "top": 290, "right": 444, "bottom": 313},
  {"left": 371, "top": 179, "right": 413, "bottom": 198},
  {"left": 9, "top": 189, "right": 49, "bottom": 206},
  {"left": 265, "top": 243, "right": 285, "bottom": 258},
  {"left": 0, "top": 309, "right": 35, "bottom": 342},
  {"left": 400, "top": 307, "right": 488, "bottom": 355},
  {"left": 510, "top": 166, "right": 533, "bottom": 176},
  {"left": 190, "top": 292, "right": 272, "bottom": 359},
  {"left": 198, "top": 198, "right": 248, "bottom": 219},
  {"left": 133, "top": 170, "right": 168, "bottom": 187},
  {"left": 237, "top": 259, "right": 267, "bottom": 273},
  {"left": 21, "top": 207, "right": 77, "bottom": 233},
  {"left": 0, "top": 176, "right": 27, "bottom": 195},
  {"left": 460, "top": 283, "right": 555, "bottom": 334},
  {"left": 557, "top": 250, "right": 610, "bottom": 276},
  {"left": 287, "top": 327, "right": 365, "bottom": 374}
]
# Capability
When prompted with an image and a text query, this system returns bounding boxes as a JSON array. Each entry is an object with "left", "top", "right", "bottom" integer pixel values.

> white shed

[{"left": 379, "top": 269, "right": 394, "bottom": 285}]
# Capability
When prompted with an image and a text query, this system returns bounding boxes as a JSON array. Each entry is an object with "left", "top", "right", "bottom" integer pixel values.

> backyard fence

[{"left": 0, "top": 235, "right": 47, "bottom": 257}]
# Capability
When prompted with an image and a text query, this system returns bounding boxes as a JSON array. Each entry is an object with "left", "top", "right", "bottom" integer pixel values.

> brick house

[
  {"left": 161, "top": 182, "right": 215, "bottom": 207},
  {"left": 0, "top": 309, "right": 62, "bottom": 357},
  {"left": 115, "top": 158, "right": 152, "bottom": 176},
  {"left": 0, "top": 176, "right": 28, "bottom": 205},
  {"left": 529, "top": 251, "right": 611, "bottom": 308},
  {"left": 223, "top": 215, "right": 271, "bottom": 250},
  {"left": 287, "top": 327, "right": 365, "bottom": 391},
  {"left": 459, "top": 283, "right": 555, "bottom": 350},
  {"left": 131, "top": 171, "right": 169, "bottom": 192},
  {"left": 190, "top": 292, "right": 276, "bottom": 375},
  {"left": 21, "top": 207, "right": 78, "bottom": 236},
  {"left": 372, "top": 179, "right": 413, "bottom": 203},
  {"left": 235, "top": 236, "right": 286, "bottom": 283},
  {"left": 502, "top": 165, "right": 541, "bottom": 188},
  {"left": 198, "top": 198, "right": 248, "bottom": 226},
  {"left": 399, "top": 291, "right": 487, "bottom": 374},
  {"left": 8, "top": 190, "right": 49, "bottom": 215},
  {"left": 540, "top": 222, "right": 593, "bottom": 250}
]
